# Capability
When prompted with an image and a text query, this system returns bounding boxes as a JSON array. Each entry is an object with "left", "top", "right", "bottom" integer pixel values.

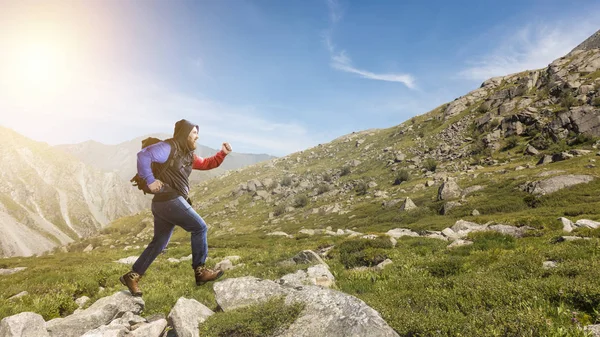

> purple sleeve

[{"left": 137, "top": 141, "right": 171, "bottom": 185}]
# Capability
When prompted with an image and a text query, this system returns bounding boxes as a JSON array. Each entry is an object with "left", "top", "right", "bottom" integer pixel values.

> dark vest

[{"left": 152, "top": 139, "right": 194, "bottom": 203}]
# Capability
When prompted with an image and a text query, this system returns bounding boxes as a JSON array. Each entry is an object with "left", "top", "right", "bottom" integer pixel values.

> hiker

[{"left": 120, "top": 119, "right": 231, "bottom": 296}]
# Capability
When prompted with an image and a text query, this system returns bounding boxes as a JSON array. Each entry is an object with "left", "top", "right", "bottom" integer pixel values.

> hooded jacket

[{"left": 152, "top": 119, "right": 199, "bottom": 202}]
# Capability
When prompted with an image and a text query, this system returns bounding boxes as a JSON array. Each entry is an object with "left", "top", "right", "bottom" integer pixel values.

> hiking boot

[
  {"left": 120, "top": 271, "right": 142, "bottom": 296},
  {"left": 195, "top": 266, "right": 224, "bottom": 285}
]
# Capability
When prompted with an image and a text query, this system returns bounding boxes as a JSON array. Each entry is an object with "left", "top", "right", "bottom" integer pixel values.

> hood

[{"left": 173, "top": 119, "right": 198, "bottom": 152}]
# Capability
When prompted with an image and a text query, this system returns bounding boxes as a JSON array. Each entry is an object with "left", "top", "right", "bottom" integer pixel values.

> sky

[{"left": 0, "top": 0, "right": 599, "bottom": 156}]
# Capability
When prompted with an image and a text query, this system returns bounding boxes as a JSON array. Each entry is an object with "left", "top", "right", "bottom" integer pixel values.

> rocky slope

[
  {"left": 56, "top": 133, "right": 276, "bottom": 184},
  {"left": 0, "top": 127, "right": 147, "bottom": 257}
]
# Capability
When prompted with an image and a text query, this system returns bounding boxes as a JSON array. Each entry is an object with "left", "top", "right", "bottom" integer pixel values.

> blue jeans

[{"left": 132, "top": 196, "right": 208, "bottom": 275}]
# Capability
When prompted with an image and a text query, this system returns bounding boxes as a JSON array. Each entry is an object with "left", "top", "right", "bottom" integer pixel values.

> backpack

[{"left": 130, "top": 137, "right": 176, "bottom": 194}]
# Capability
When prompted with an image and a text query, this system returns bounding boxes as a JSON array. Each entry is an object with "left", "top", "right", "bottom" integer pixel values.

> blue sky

[{"left": 0, "top": 0, "right": 599, "bottom": 156}]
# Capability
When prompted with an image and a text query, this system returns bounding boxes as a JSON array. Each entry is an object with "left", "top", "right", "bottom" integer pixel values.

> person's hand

[
  {"left": 148, "top": 180, "right": 163, "bottom": 193},
  {"left": 221, "top": 142, "right": 232, "bottom": 154}
]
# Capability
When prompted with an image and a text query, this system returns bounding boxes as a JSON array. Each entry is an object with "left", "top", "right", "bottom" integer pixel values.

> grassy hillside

[{"left": 2, "top": 49, "right": 600, "bottom": 336}]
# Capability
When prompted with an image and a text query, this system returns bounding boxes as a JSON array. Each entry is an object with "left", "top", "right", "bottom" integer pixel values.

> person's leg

[
  {"left": 132, "top": 201, "right": 176, "bottom": 275},
  {"left": 157, "top": 196, "right": 208, "bottom": 269}
]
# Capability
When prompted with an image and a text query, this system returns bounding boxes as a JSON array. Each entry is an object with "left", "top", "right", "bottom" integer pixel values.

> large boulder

[
  {"left": 213, "top": 277, "right": 399, "bottom": 337},
  {"left": 521, "top": 175, "right": 594, "bottom": 195},
  {"left": 437, "top": 180, "right": 462, "bottom": 200},
  {"left": 46, "top": 291, "right": 144, "bottom": 337},
  {"left": 167, "top": 297, "right": 214, "bottom": 337},
  {"left": 0, "top": 312, "right": 49, "bottom": 337}
]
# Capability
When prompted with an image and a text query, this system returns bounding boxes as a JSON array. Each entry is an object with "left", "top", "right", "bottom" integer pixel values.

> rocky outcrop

[
  {"left": 213, "top": 276, "right": 399, "bottom": 337},
  {"left": 521, "top": 175, "right": 594, "bottom": 195}
]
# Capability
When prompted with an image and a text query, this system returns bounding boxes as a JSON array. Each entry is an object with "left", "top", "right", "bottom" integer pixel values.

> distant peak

[{"left": 568, "top": 29, "right": 600, "bottom": 56}]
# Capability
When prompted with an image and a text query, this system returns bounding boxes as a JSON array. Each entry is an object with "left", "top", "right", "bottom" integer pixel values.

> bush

[
  {"left": 273, "top": 204, "right": 286, "bottom": 216},
  {"left": 468, "top": 231, "right": 516, "bottom": 251},
  {"left": 426, "top": 256, "right": 463, "bottom": 277},
  {"left": 322, "top": 173, "right": 332, "bottom": 182},
  {"left": 281, "top": 176, "right": 293, "bottom": 187},
  {"left": 335, "top": 238, "right": 393, "bottom": 269},
  {"left": 423, "top": 158, "right": 438, "bottom": 172},
  {"left": 340, "top": 166, "right": 351, "bottom": 176},
  {"left": 561, "top": 91, "right": 576, "bottom": 110},
  {"left": 504, "top": 135, "right": 519, "bottom": 150},
  {"left": 592, "top": 97, "right": 600, "bottom": 107},
  {"left": 355, "top": 182, "right": 368, "bottom": 195},
  {"left": 199, "top": 297, "right": 304, "bottom": 337},
  {"left": 316, "top": 184, "right": 330, "bottom": 195},
  {"left": 293, "top": 194, "right": 308, "bottom": 208},
  {"left": 393, "top": 169, "right": 410, "bottom": 185}
]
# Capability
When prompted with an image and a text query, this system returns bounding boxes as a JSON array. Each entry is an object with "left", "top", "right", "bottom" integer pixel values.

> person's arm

[
  {"left": 137, "top": 141, "right": 171, "bottom": 185},
  {"left": 193, "top": 150, "right": 227, "bottom": 170}
]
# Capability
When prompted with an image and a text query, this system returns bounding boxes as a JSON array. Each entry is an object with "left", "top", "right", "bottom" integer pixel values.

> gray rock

[
  {"left": 292, "top": 250, "right": 327, "bottom": 266},
  {"left": 376, "top": 259, "right": 393, "bottom": 270},
  {"left": 0, "top": 267, "right": 27, "bottom": 275},
  {"left": 114, "top": 256, "right": 139, "bottom": 265},
  {"left": 167, "top": 298, "right": 214, "bottom": 337},
  {"left": 488, "top": 224, "right": 531, "bottom": 238},
  {"left": 128, "top": 319, "right": 167, "bottom": 337},
  {"left": 585, "top": 323, "right": 600, "bottom": 337},
  {"left": 440, "top": 201, "right": 461, "bottom": 215},
  {"left": 543, "top": 261, "right": 558, "bottom": 269},
  {"left": 522, "top": 175, "right": 594, "bottom": 195},
  {"left": 559, "top": 217, "right": 574, "bottom": 232},
  {"left": 575, "top": 219, "right": 600, "bottom": 229},
  {"left": 75, "top": 296, "right": 90, "bottom": 308},
  {"left": 525, "top": 144, "right": 539, "bottom": 155},
  {"left": 267, "top": 231, "right": 292, "bottom": 238},
  {"left": 8, "top": 291, "right": 29, "bottom": 300},
  {"left": 441, "top": 228, "right": 460, "bottom": 241},
  {"left": 213, "top": 277, "right": 399, "bottom": 337},
  {"left": 46, "top": 291, "right": 144, "bottom": 337},
  {"left": 438, "top": 180, "right": 462, "bottom": 200},
  {"left": 386, "top": 228, "right": 419, "bottom": 239},
  {"left": 399, "top": 197, "right": 417, "bottom": 211},
  {"left": 447, "top": 239, "right": 473, "bottom": 249},
  {"left": 215, "top": 259, "right": 234, "bottom": 271},
  {"left": 0, "top": 312, "right": 49, "bottom": 337}
]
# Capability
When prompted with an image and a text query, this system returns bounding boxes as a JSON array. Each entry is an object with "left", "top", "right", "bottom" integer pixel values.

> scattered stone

[
  {"left": 75, "top": 296, "right": 90, "bottom": 308},
  {"left": 543, "top": 261, "right": 558, "bottom": 269},
  {"left": 114, "top": 256, "right": 139, "bottom": 265},
  {"left": 399, "top": 197, "right": 417, "bottom": 211},
  {"left": 559, "top": 217, "right": 574, "bottom": 232},
  {"left": 0, "top": 267, "right": 27, "bottom": 276},
  {"left": 386, "top": 228, "right": 419, "bottom": 239},
  {"left": 0, "top": 312, "right": 49, "bottom": 337},
  {"left": 168, "top": 297, "right": 214, "bottom": 337},
  {"left": 267, "top": 231, "right": 292, "bottom": 238},
  {"left": 472, "top": 209, "right": 480, "bottom": 216},
  {"left": 522, "top": 175, "right": 594, "bottom": 195},
  {"left": 376, "top": 259, "right": 393, "bottom": 270},
  {"left": 438, "top": 180, "right": 462, "bottom": 200},
  {"left": 83, "top": 244, "right": 94, "bottom": 253},
  {"left": 447, "top": 239, "right": 473, "bottom": 249}
]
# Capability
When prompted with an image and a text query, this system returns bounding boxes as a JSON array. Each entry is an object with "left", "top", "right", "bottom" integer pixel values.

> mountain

[
  {"left": 56, "top": 134, "right": 276, "bottom": 184},
  {"left": 0, "top": 127, "right": 147, "bottom": 257},
  {"left": 2, "top": 31, "right": 600, "bottom": 335}
]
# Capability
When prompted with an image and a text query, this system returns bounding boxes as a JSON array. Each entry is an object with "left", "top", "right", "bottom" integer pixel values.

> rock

[
  {"left": 447, "top": 239, "right": 473, "bottom": 249},
  {"left": 376, "top": 259, "right": 393, "bottom": 270},
  {"left": 292, "top": 250, "right": 327, "bottom": 266},
  {"left": 267, "top": 231, "right": 292, "bottom": 238},
  {"left": 525, "top": 145, "right": 539, "bottom": 155},
  {"left": 298, "top": 229, "right": 315, "bottom": 236},
  {"left": 438, "top": 180, "right": 462, "bottom": 200},
  {"left": 472, "top": 209, "right": 480, "bottom": 216},
  {"left": 522, "top": 175, "right": 594, "bottom": 195},
  {"left": 441, "top": 201, "right": 461, "bottom": 215},
  {"left": 0, "top": 267, "right": 27, "bottom": 275},
  {"left": 442, "top": 228, "right": 460, "bottom": 241},
  {"left": 536, "top": 155, "right": 553, "bottom": 165},
  {"left": 128, "top": 319, "right": 167, "bottom": 337},
  {"left": 114, "top": 256, "right": 139, "bottom": 265},
  {"left": 543, "top": 261, "right": 558, "bottom": 269},
  {"left": 167, "top": 258, "right": 180, "bottom": 263},
  {"left": 46, "top": 291, "right": 144, "bottom": 337},
  {"left": 559, "top": 217, "right": 574, "bottom": 232},
  {"left": 425, "top": 180, "right": 435, "bottom": 187},
  {"left": 399, "top": 197, "right": 417, "bottom": 211},
  {"left": 83, "top": 244, "right": 94, "bottom": 253},
  {"left": 556, "top": 236, "right": 590, "bottom": 242},
  {"left": 75, "top": 296, "right": 90, "bottom": 308},
  {"left": 213, "top": 277, "right": 399, "bottom": 337},
  {"left": 0, "top": 312, "right": 49, "bottom": 337},
  {"left": 307, "top": 264, "right": 336, "bottom": 288},
  {"left": 585, "top": 324, "right": 600, "bottom": 337},
  {"left": 575, "top": 219, "right": 600, "bottom": 229},
  {"left": 488, "top": 224, "right": 531, "bottom": 238},
  {"left": 386, "top": 228, "right": 419, "bottom": 239},
  {"left": 8, "top": 291, "right": 28, "bottom": 300},
  {"left": 168, "top": 297, "right": 215, "bottom": 337},
  {"left": 215, "top": 259, "right": 234, "bottom": 271},
  {"left": 382, "top": 199, "right": 401, "bottom": 208}
]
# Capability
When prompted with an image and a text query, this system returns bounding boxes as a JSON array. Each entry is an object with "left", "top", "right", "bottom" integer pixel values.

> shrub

[
  {"left": 524, "top": 195, "right": 541, "bottom": 208},
  {"left": 561, "top": 91, "right": 576, "bottom": 110},
  {"left": 334, "top": 238, "right": 393, "bottom": 269},
  {"left": 504, "top": 135, "right": 519, "bottom": 150},
  {"left": 199, "top": 297, "right": 304, "bottom": 337},
  {"left": 468, "top": 231, "right": 516, "bottom": 251},
  {"left": 281, "top": 176, "right": 293, "bottom": 187},
  {"left": 423, "top": 158, "right": 438, "bottom": 172},
  {"left": 316, "top": 184, "right": 330, "bottom": 195},
  {"left": 426, "top": 256, "right": 463, "bottom": 277},
  {"left": 322, "top": 172, "right": 332, "bottom": 182},
  {"left": 393, "top": 169, "right": 410, "bottom": 185},
  {"left": 340, "top": 166, "right": 351, "bottom": 176},
  {"left": 592, "top": 97, "right": 600, "bottom": 107},
  {"left": 293, "top": 194, "right": 308, "bottom": 208},
  {"left": 273, "top": 204, "right": 286, "bottom": 216},
  {"left": 355, "top": 182, "right": 368, "bottom": 195}
]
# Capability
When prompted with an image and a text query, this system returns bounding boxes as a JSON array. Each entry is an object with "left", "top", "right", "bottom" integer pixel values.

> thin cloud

[
  {"left": 459, "top": 21, "right": 600, "bottom": 81},
  {"left": 323, "top": 0, "right": 415, "bottom": 89}
]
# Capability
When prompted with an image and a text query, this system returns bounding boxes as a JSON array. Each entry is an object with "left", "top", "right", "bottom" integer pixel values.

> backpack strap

[{"left": 153, "top": 138, "right": 177, "bottom": 181}]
